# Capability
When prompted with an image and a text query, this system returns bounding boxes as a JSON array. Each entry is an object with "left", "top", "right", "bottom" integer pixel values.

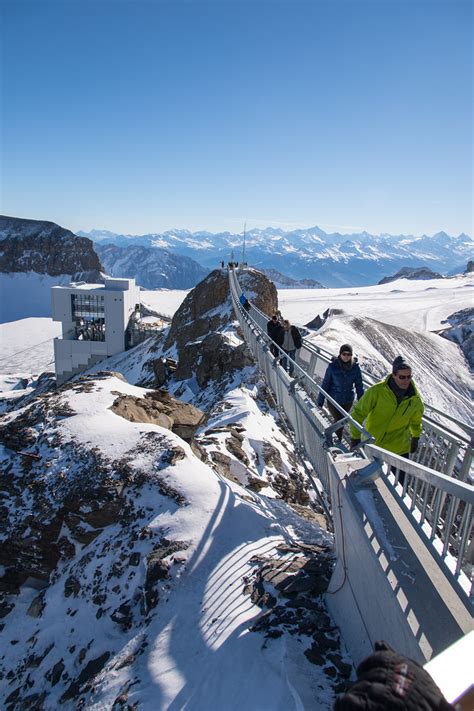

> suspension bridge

[{"left": 228, "top": 266, "right": 473, "bottom": 666}]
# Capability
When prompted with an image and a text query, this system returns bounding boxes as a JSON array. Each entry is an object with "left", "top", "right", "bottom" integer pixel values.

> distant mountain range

[
  {"left": 79, "top": 226, "right": 473, "bottom": 287},
  {"left": 0, "top": 216, "right": 209, "bottom": 293},
  {"left": 95, "top": 243, "right": 208, "bottom": 290}
]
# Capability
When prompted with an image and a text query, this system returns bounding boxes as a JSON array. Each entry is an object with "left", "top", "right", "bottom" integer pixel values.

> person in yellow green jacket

[{"left": 349, "top": 356, "right": 424, "bottom": 461}]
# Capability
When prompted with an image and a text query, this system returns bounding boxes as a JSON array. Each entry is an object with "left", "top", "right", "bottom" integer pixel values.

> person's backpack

[{"left": 291, "top": 326, "right": 302, "bottom": 349}]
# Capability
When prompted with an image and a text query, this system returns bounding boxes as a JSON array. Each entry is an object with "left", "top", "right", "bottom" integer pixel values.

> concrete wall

[
  {"left": 51, "top": 286, "right": 76, "bottom": 337},
  {"left": 325, "top": 457, "right": 472, "bottom": 667},
  {"left": 51, "top": 278, "right": 140, "bottom": 383},
  {"left": 103, "top": 277, "right": 140, "bottom": 355}
]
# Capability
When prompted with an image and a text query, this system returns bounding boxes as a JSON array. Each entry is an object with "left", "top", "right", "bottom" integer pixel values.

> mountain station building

[{"left": 51, "top": 277, "right": 141, "bottom": 384}]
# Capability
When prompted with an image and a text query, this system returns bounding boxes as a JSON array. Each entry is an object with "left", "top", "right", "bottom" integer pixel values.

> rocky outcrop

[
  {"left": 0, "top": 215, "right": 102, "bottom": 275},
  {"left": 378, "top": 266, "right": 443, "bottom": 285},
  {"left": 243, "top": 542, "right": 352, "bottom": 690},
  {"left": 305, "top": 308, "right": 343, "bottom": 330},
  {"left": 163, "top": 268, "right": 277, "bottom": 387},
  {"left": 110, "top": 389, "right": 205, "bottom": 440},
  {"left": 440, "top": 308, "right": 474, "bottom": 370}
]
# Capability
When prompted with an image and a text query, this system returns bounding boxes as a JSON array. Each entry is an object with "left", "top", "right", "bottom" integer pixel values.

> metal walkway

[{"left": 228, "top": 268, "right": 473, "bottom": 620}]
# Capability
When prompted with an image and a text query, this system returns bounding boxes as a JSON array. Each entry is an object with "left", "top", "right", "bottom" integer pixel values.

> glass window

[{"left": 71, "top": 294, "right": 105, "bottom": 341}]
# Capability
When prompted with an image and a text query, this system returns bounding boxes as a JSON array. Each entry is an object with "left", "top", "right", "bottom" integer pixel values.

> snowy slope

[
  {"left": 140, "top": 288, "right": 190, "bottom": 320},
  {"left": 0, "top": 372, "right": 342, "bottom": 710},
  {"left": 0, "top": 272, "right": 77, "bottom": 323},
  {"left": 0, "top": 318, "right": 61, "bottom": 375},
  {"left": 1, "top": 268, "right": 472, "bottom": 709},
  {"left": 278, "top": 274, "right": 473, "bottom": 333},
  {"left": 306, "top": 312, "right": 472, "bottom": 423}
]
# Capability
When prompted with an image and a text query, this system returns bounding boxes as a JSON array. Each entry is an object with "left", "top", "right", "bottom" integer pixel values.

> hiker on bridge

[
  {"left": 267, "top": 314, "right": 284, "bottom": 357},
  {"left": 239, "top": 293, "right": 251, "bottom": 312},
  {"left": 349, "top": 356, "right": 424, "bottom": 483},
  {"left": 280, "top": 319, "right": 302, "bottom": 376},
  {"left": 317, "top": 343, "right": 364, "bottom": 441}
]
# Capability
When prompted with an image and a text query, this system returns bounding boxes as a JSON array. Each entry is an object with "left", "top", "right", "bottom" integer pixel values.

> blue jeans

[{"left": 281, "top": 349, "right": 296, "bottom": 375}]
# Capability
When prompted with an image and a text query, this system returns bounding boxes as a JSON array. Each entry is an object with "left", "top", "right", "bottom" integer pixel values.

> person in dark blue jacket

[
  {"left": 239, "top": 293, "right": 251, "bottom": 312},
  {"left": 317, "top": 343, "right": 364, "bottom": 441}
]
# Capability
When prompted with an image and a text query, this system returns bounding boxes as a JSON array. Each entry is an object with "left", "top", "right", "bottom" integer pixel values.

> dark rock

[
  {"left": 151, "top": 358, "right": 168, "bottom": 387},
  {"left": 0, "top": 216, "right": 102, "bottom": 276},
  {"left": 64, "top": 575, "right": 81, "bottom": 598},
  {"left": 326, "top": 652, "right": 353, "bottom": 678},
  {"left": 45, "top": 659, "right": 65, "bottom": 686},
  {"left": 111, "top": 603, "right": 133, "bottom": 630},
  {"left": 60, "top": 651, "right": 110, "bottom": 701},
  {"left": 304, "top": 643, "right": 326, "bottom": 666},
  {"left": 129, "top": 552, "right": 141, "bottom": 566},
  {"left": 226, "top": 435, "right": 249, "bottom": 465},
  {"left": 26, "top": 592, "right": 46, "bottom": 618}
]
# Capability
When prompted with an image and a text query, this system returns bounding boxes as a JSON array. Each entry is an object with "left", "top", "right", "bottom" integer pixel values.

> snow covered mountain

[
  {"left": 0, "top": 216, "right": 102, "bottom": 323},
  {"left": 95, "top": 243, "right": 208, "bottom": 290},
  {"left": 0, "top": 267, "right": 472, "bottom": 708},
  {"left": 0, "top": 216, "right": 101, "bottom": 277},
  {"left": 0, "top": 269, "right": 346, "bottom": 709},
  {"left": 79, "top": 226, "right": 474, "bottom": 287}
]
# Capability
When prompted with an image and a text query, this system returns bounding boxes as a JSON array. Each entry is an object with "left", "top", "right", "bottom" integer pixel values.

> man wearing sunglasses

[{"left": 349, "top": 356, "right": 424, "bottom": 473}]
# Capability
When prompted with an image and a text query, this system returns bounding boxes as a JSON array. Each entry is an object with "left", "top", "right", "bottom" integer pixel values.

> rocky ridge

[
  {"left": 378, "top": 266, "right": 443, "bottom": 284},
  {"left": 95, "top": 242, "right": 209, "bottom": 289},
  {"left": 156, "top": 268, "right": 277, "bottom": 393},
  {"left": 0, "top": 216, "right": 102, "bottom": 276},
  {"left": 0, "top": 267, "right": 350, "bottom": 708}
]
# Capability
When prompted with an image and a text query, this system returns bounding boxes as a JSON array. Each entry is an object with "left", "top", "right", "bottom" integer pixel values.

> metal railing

[
  {"left": 242, "top": 279, "right": 473, "bottom": 482},
  {"left": 230, "top": 268, "right": 473, "bottom": 605}
]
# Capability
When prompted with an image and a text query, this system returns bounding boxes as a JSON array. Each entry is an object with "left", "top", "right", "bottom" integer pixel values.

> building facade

[{"left": 51, "top": 277, "right": 140, "bottom": 384}]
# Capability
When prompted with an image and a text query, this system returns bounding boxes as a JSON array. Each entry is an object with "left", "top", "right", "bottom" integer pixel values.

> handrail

[
  {"left": 230, "top": 268, "right": 473, "bottom": 606},
  {"left": 240, "top": 275, "right": 473, "bottom": 480}
]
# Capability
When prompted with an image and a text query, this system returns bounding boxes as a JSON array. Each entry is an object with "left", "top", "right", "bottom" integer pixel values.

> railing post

[{"left": 457, "top": 442, "right": 474, "bottom": 483}]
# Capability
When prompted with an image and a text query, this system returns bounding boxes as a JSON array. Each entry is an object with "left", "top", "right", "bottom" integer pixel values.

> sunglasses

[
  {"left": 396, "top": 374, "right": 412, "bottom": 380},
  {"left": 341, "top": 351, "right": 352, "bottom": 356}
]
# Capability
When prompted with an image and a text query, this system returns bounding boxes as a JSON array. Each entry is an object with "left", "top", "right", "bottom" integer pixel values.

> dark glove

[
  {"left": 350, "top": 438, "right": 361, "bottom": 451},
  {"left": 334, "top": 641, "right": 454, "bottom": 711},
  {"left": 410, "top": 437, "right": 419, "bottom": 454}
]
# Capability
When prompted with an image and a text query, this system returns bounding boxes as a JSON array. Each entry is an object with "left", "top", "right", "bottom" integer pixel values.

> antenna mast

[{"left": 242, "top": 222, "right": 246, "bottom": 266}]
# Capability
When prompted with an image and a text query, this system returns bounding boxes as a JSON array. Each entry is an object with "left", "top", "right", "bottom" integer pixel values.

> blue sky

[{"left": 1, "top": 0, "right": 472, "bottom": 236}]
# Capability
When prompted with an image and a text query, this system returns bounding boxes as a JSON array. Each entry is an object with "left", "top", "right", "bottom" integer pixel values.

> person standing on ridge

[
  {"left": 267, "top": 314, "right": 284, "bottom": 356},
  {"left": 317, "top": 343, "right": 364, "bottom": 441},
  {"left": 349, "top": 356, "right": 424, "bottom": 484},
  {"left": 281, "top": 319, "right": 302, "bottom": 375}
]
